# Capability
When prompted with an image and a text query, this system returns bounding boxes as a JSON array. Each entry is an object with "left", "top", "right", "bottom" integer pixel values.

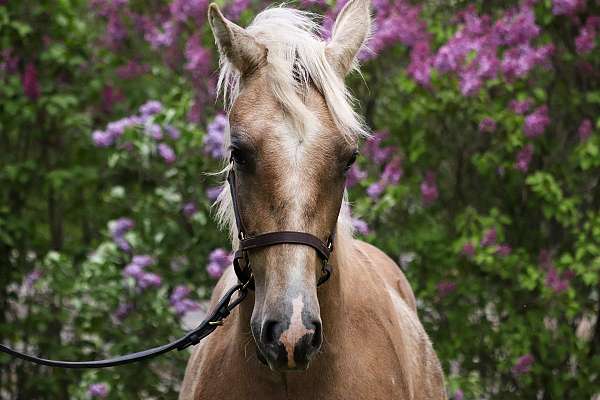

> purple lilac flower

[
  {"left": 123, "top": 263, "right": 144, "bottom": 279},
  {"left": 545, "top": 266, "right": 575, "bottom": 293},
  {"left": 165, "top": 125, "right": 181, "bottom": 140},
  {"left": 138, "top": 272, "right": 162, "bottom": 289},
  {"left": 110, "top": 217, "right": 134, "bottom": 252},
  {"left": 433, "top": 39, "right": 465, "bottom": 73},
  {"left": 524, "top": 106, "right": 550, "bottom": 138},
  {"left": 420, "top": 171, "right": 438, "bottom": 206},
  {"left": 346, "top": 164, "right": 368, "bottom": 188},
  {"left": 512, "top": 354, "right": 535, "bottom": 375},
  {"left": 22, "top": 62, "right": 40, "bottom": 101},
  {"left": 462, "top": 242, "right": 475, "bottom": 258},
  {"left": 481, "top": 228, "right": 497, "bottom": 247},
  {"left": 509, "top": 99, "right": 531, "bottom": 114},
  {"left": 351, "top": 217, "right": 370, "bottom": 235},
  {"left": 104, "top": 12, "right": 127, "bottom": 48},
  {"left": 185, "top": 35, "right": 212, "bottom": 79},
  {"left": 173, "top": 298, "right": 201, "bottom": 316},
  {"left": 171, "top": 285, "right": 191, "bottom": 302},
  {"left": 552, "top": 0, "right": 582, "bottom": 16},
  {"left": 206, "top": 248, "right": 233, "bottom": 279},
  {"left": 479, "top": 117, "right": 497, "bottom": 133},
  {"left": 88, "top": 383, "right": 109, "bottom": 398},
  {"left": 496, "top": 244, "right": 512, "bottom": 256},
  {"left": 157, "top": 143, "right": 176, "bottom": 164},
  {"left": 110, "top": 218, "right": 134, "bottom": 238},
  {"left": 114, "top": 237, "right": 131, "bottom": 252},
  {"left": 139, "top": 100, "right": 163, "bottom": 117},
  {"left": 475, "top": 50, "right": 500, "bottom": 80},
  {"left": 515, "top": 144, "right": 534, "bottom": 172},
  {"left": 123, "top": 255, "right": 155, "bottom": 279},
  {"left": 459, "top": 67, "right": 482, "bottom": 96},
  {"left": 496, "top": 6, "right": 540, "bottom": 46},
  {"left": 132, "top": 255, "right": 155, "bottom": 268},
  {"left": 367, "top": 181, "right": 386, "bottom": 200},
  {"left": 206, "top": 186, "right": 223, "bottom": 202},
  {"left": 453, "top": 389, "right": 464, "bottom": 400},
  {"left": 95, "top": 116, "right": 141, "bottom": 146},
  {"left": 224, "top": 0, "right": 251, "bottom": 21},
  {"left": 182, "top": 202, "right": 197, "bottom": 218},
  {"left": 437, "top": 281, "right": 457, "bottom": 298},
  {"left": 381, "top": 157, "right": 403, "bottom": 185},
  {"left": 170, "top": 285, "right": 200, "bottom": 316},
  {"left": 204, "top": 114, "right": 228, "bottom": 160},
  {"left": 407, "top": 41, "right": 432, "bottom": 87},
  {"left": 538, "top": 248, "right": 573, "bottom": 294},
  {"left": 170, "top": 0, "right": 208, "bottom": 23},
  {"left": 433, "top": 3, "right": 554, "bottom": 92},
  {"left": 575, "top": 17, "right": 599, "bottom": 54},
  {"left": 501, "top": 45, "right": 552, "bottom": 81},
  {"left": 364, "top": 131, "right": 394, "bottom": 165},
  {"left": 578, "top": 118, "right": 593, "bottom": 142},
  {"left": 92, "top": 130, "right": 114, "bottom": 147},
  {"left": 145, "top": 123, "right": 163, "bottom": 140},
  {"left": 106, "top": 119, "right": 130, "bottom": 139},
  {"left": 145, "top": 21, "right": 178, "bottom": 49},
  {"left": 113, "top": 302, "right": 133, "bottom": 322},
  {"left": 352, "top": 0, "right": 430, "bottom": 61}
]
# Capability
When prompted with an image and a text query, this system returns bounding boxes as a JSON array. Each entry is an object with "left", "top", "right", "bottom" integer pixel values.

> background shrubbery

[{"left": 1, "top": 0, "right": 599, "bottom": 398}]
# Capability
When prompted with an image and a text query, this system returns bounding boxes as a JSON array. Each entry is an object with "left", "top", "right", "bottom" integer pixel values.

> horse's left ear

[
  {"left": 208, "top": 3, "right": 266, "bottom": 75},
  {"left": 325, "top": 0, "right": 371, "bottom": 77}
]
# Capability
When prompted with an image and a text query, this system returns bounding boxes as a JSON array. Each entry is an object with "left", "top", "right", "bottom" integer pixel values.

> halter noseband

[{"left": 227, "top": 165, "right": 334, "bottom": 289}]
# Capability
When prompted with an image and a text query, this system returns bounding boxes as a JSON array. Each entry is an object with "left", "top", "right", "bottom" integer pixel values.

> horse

[{"left": 180, "top": 1, "right": 446, "bottom": 398}]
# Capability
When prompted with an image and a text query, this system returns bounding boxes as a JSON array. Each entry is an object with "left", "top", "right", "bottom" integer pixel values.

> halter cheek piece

[{"left": 227, "top": 164, "right": 335, "bottom": 289}]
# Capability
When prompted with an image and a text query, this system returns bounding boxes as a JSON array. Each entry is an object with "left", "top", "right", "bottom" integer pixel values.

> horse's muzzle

[{"left": 254, "top": 315, "right": 322, "bottom": 371}]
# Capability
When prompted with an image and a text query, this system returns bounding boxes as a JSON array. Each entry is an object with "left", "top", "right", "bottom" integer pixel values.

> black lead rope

[{"left": 0, "top": 283, "right": 248, "bottom": 368}]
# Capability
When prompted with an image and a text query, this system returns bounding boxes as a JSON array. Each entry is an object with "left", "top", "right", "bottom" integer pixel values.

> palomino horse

[{"left": 180, "top": 1, "right": 446, "bottom": 398}]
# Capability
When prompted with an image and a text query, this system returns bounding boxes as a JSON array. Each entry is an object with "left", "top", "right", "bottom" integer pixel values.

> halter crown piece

[{"left": 227, "top": 162, "right": 335, "bottom": 289}]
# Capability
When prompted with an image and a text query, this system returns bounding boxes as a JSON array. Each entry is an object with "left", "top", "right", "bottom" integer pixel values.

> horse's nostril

[
  {"left": 262, "top": 320, "right": 280, "bottom": 345},
  {"left": 311, "top": 320, "right": 323, "bottom": 349}
]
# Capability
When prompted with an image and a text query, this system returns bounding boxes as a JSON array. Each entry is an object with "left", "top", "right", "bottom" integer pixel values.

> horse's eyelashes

[{"left": 344, "top": 150, "right": 359, "bottom": 171}]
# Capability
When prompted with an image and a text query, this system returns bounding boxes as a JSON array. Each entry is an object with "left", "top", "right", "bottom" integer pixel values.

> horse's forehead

[{"left": 229, "top": 76, "right": 344, "bottom": 154}]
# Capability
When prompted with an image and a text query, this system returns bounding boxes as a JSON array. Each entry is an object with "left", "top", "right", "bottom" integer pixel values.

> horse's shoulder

[{"left": 351, "top": 239, "right": 417, "bottom": 312}]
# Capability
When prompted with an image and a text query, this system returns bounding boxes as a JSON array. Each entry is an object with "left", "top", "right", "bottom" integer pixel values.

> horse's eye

[
  {"left": 230, "top": 147, "right": 248, "bottom": 166},
  {"left": 344, "top": 150, "right": 358, "bottom": 171}
]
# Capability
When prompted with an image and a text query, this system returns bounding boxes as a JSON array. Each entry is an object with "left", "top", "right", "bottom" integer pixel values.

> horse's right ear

[
  {"left": 208, "top": 3, "right": 266, "bottom": 74},
  {"left": 325, "top": 0, "right": 371, "bottom": 77}
]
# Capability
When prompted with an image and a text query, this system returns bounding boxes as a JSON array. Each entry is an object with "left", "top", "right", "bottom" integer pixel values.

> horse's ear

[
  {"left": 325, "top": 0, "right": 371, "bottom": 77},
  {"left": 208, "top": 3, "right": 266, "bottom": 74}
]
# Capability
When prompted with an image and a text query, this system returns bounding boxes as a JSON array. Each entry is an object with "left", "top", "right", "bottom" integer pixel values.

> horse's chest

[{"left": 189, "top": 344, "right": 410, "bottom": 400}]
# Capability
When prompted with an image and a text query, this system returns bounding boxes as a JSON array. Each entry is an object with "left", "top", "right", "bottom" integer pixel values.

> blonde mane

[
  {"left": 214, "top": 6, "right": 367, "bottom": 260},
  {"left": 217, "top": 6, "right": 368, "bottom": 139}
]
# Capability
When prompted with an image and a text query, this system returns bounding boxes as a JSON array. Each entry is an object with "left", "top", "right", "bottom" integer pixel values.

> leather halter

[{"left": 227, "top": 165, "right": 334, "bottom": 289}]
